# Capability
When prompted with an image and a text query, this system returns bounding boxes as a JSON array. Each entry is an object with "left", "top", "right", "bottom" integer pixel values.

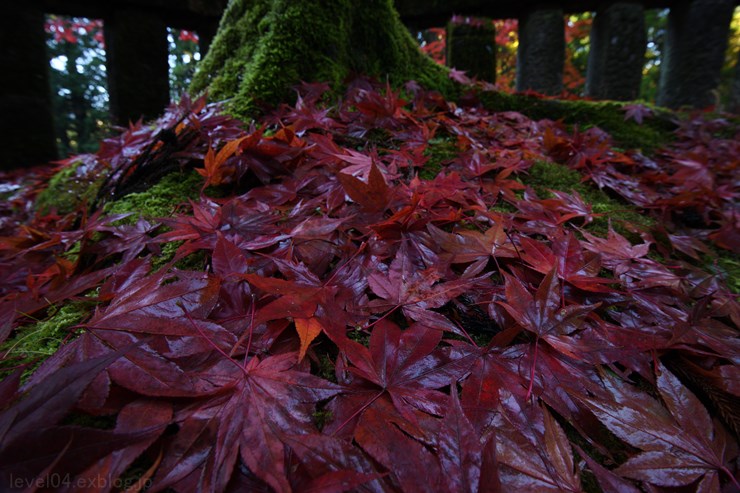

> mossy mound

[
  {"left": 479, "top": 91, "right": 677, "bottom": 153},
  {"left": 190, "top": 0, "right": 455, "bottom": 119},
  {"left": 102, "top": 170, "right": 202, "bottom": 223},
  {"left": 35, "top": 158, "right": 109, "bottom": 215},
  {"left": 0, "top": 302, "right": 90, "bottom": 380},
  {"left": 525, "top": 160, "right": 654, "bottom": 236}
]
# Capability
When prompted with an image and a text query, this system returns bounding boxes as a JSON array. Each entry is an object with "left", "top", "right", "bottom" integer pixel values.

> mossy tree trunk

[{"left": 189, "top": 0, "right": 453, "bottom": 119}]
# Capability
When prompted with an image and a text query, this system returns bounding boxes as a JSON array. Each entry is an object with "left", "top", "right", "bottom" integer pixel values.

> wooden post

[
  {"left": 0, "top": 5, "right": 58, "bottom": 169},
  {"left": 104, "top": 7, "right": 169, "bottom": 125},
  {"left": 516, "top": 7, "right": 565, "bottom": 95},
  {"left": 586, "top": 2, "right": 646, "bottom": 101},
  {"left": 657, "top": 0, "right": 735, "bottom": 109}
]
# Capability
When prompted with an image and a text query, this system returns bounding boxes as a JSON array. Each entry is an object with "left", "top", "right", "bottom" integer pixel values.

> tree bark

[{"left": 190, "top": 0, "right": 452, "bottom": 119}]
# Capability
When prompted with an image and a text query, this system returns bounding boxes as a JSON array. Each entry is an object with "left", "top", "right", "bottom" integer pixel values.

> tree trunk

[{"left": 189, "top": 0, "right": 452, "bottom": 119}]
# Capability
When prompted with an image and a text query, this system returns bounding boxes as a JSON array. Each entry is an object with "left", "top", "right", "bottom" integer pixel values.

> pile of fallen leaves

[{"left": 0, "top": 78, "right": 738, "bottom": 492}]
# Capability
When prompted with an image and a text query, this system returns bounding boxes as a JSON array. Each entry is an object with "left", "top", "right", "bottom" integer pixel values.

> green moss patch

[
  {"left": 420, "top": 136, "right": 458, "bottom": 180},
  {"left": 0, "top": 302, "right": 91, "bottom": 380},
  {"left": 707, "top": 249, "right": 740, "bottom": 294},
  {"left": 35, "top": 159, "right": 109, "bottom": 215},
  {"left": 191, "top": 0, "right": 454, "bottom": 119},
  {"left": 525, "top": 160, "right": 654, "bottom": 236},
  {"left": 103, "top": 170, "right": 202, "bottom": 223},
  {"left": 479, "top": 92, "right": 676, "bottom": 153}
]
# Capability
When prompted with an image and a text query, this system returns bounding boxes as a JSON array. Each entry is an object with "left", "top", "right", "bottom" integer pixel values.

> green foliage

[{"left": 718, "top": 9, "right": 740, "bottom": 110}]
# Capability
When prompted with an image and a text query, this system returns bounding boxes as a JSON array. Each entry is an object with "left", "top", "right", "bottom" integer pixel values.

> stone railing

[
  {"left": 413, "top": 0, "right": 739, "bottom": 109},
  {"left": 2, "top": 0, "right": 738, "bottom": 169}
]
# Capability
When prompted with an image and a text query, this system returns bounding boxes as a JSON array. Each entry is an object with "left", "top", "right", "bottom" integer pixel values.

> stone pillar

[
  {"left": 586, "top": 2, "right": 646, "bottom": 101},
  {"left": 104, "top": 7, "right": 169, "bottom": 125},
  {"left": 516, "top": 7, "right": 565, "bottom": 95},
  {"left": 657, "top": 0, "right": 735, "bottom": 109},
  {"left": 446, "top": 19, "right": 496, "bottom": 82},
  {"left": 728, "top": 50, "right": 740, "bottom": 114},
  {"left": 0, "top": 5, "right": 58, "bottom": 169}
]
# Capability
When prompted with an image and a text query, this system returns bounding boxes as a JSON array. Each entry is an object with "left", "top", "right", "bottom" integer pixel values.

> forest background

[{"left": 46, "top": 10, "right": 740, "bottom": 158}]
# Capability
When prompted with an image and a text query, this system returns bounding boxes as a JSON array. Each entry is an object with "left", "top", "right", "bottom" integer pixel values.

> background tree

[
  {"left": 45, "top": 16, "right": 108, "bottom": 156},
  {"left": 45, "top": 17, "right": 203, "bottom": 157},
  {"left": 168, "top": 28, "right": 201, "bottom": 100}
]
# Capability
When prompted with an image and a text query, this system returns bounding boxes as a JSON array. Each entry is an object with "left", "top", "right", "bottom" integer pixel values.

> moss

[
  {"left": 479, "top": 91, "right": 676, "bottom": 153},
  {"left": 150, "top": 241, "right": 183, "bottom": 272},
  {"left": 0, "top": 302, "right": 90, "bottom": 380},
  {"left": 527, "top": 160, "right": 590, "bottom": 196},
  {"left": 152, "top": 245, "right": 207, "bottom": 273},
  {"left": 312, "top": 408, "right": 333, "bottom": 430},
  {"left": 420, "top": 136, "right": 458, "bottom": 180},
  {"left": 35, "top": 160, "right": 109, "bottom": 215},
  {"left": 316, "top": 353, "right": 338, "bottom": 383},
  {"left": 707, "top": 249, "right": 740, "bottom": 294},
  {"left": 525, "top": 161, "right": 654, "bottom": 236},
  {"left": 348, "top": 327, "right": 371, "bottom": 347},
  {"left": 103, "top": 170, "right": 202, "bottom": 223},
  {"left": 191, "top": 0, "right": 455, "bottom": 119},
  {"left": 61, "top": 240, "right": 83, "bottom": 263}
]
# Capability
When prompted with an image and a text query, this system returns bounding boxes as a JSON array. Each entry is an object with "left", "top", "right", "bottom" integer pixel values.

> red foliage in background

[
  {"left": 45, "top": 17, "right": 105, "bottom": 46},
  {"left": 44, "top": 16, "right": 199, "bottom": 49},
  {"left": 0, "top": 78, "right": 738, "bottom": 492}
]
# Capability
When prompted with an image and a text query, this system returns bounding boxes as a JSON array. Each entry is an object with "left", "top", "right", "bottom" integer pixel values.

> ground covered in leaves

[{"left": 0, "top": 78, "right": 738, "bottom": 492}]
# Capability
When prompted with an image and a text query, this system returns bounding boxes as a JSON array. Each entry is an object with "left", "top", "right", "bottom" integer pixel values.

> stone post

[
  {"left": 446, "top": 19, "right": 496, "bottom": 82},
  {"left": 728, "top": 50, "right": 740, "bottom": 114},
  {"left": 657, "top": 0, "right": 735, "bottom": 109},
  {"left": 0, "top": 5, "right": 58, "bottom": 169},
  {"left": 586, "top": 2, "right": 646, "bottom": 101},
  {"left": 516, "top": 7, "right": 565, "bottom": 95},
  {"left": 104, "top": 7, "right": 169, "bottom": 125}
]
